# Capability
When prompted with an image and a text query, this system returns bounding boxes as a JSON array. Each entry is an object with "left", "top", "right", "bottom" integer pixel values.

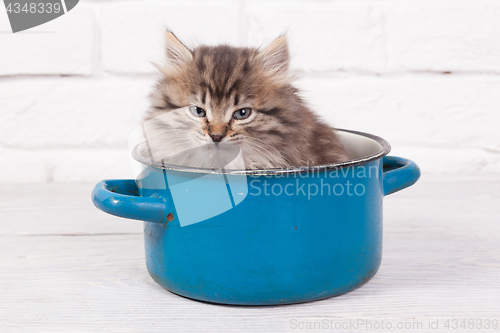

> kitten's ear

[
  {"left": 257, "top": 35, "right": 290, "bottom": 75},
  {"left": 165, "top": 31, "right": 193, "bottom": 64}
]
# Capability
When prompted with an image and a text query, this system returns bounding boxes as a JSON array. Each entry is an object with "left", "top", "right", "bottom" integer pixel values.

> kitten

[{"left": 141, "top": 31, "right": 348, "bottom": 170}]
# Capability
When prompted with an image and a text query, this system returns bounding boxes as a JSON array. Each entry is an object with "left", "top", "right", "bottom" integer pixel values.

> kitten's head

[{"left": 144, "top": 31, "right": 305, "bottom": 169}]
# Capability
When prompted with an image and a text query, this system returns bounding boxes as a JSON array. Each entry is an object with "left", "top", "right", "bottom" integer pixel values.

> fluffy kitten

[{"left": 142, "top": 31, "right": 348, "bottom": 170}]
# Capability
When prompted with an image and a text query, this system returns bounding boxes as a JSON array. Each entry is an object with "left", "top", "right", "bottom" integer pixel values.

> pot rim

[{"left": 132, "top": 129, "right": 391, "bottom": 176}]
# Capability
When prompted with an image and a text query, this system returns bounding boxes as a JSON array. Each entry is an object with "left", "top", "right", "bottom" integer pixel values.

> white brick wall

[
  {"left": 0, "top": 6, "right": 95, "bottom": 76},
  {"left": 100, "top": 0, "right": 240, "bottom": 74},
  {"left": 1, "top": 0, "right": 499, "bottom": 184}
]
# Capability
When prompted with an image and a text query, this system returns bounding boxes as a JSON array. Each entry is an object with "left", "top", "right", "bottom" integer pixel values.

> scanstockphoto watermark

[
  {"left": 247, "top": 163, "right": 380, "bottom": 180},
  {"left": 289, "top": 318, "right": 499, "bottom": 331},
  {"left": 248, "top": 165, "right": 379, "bottom": 200},
  {"left": 249, "top": 179, "right": 367, "bottom": 200},
  {"left": 3, "top": 0, "right": 79, "bottom": 33},
  {"left": 290, "top": 319, "right": 425, "bottom": 331}
]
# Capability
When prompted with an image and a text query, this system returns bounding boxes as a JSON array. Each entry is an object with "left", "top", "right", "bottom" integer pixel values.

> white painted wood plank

[{"left": 0, "top": 176, "right": 499, "bottom": 332}]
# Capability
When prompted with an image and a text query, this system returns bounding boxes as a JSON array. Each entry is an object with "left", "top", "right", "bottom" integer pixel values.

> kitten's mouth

[{"left": 209, "top": 135, "right": 225, "bottom": 143}]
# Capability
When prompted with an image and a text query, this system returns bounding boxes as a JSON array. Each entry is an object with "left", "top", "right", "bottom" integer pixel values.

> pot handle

[
  {"left": 92, "top": 179, "right": 168, "bottom": 223},
  {"left": 383, "top": 156, "right": 421, "bottom": 196}
]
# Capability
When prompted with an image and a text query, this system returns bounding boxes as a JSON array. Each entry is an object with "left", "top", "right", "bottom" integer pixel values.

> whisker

[
  {"left": 238, "top": 135, "right": 291, "bottom": 165},
  {"left": 240, "top": 141, "right": 289, "bottom": 168}
]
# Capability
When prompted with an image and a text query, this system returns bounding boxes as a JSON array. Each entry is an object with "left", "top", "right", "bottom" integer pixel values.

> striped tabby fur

[{"left": 142, "top": 31, "right": 348, "bottom": 169}]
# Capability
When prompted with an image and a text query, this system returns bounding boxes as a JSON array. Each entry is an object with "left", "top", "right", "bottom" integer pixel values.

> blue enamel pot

[{"left": 92, "top": 129, "right": 420, "bottom": 305}]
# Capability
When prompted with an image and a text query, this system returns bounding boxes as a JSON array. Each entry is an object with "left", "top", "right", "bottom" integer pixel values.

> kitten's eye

[
  {"left": 189, "top": 106, "right": 206, "bottom": 117},
  {"left": 233, "top": 108, "right": 252, "bottom": 120}
]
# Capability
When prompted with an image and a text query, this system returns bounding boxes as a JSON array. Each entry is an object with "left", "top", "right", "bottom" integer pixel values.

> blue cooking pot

[{"left": 92, "top": 129, "right": 420, "bottom": 305}]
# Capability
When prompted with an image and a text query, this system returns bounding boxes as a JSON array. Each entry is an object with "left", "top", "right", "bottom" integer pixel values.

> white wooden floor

[{"left": 1, "top": 175, "right": 499, "bottom": 332}]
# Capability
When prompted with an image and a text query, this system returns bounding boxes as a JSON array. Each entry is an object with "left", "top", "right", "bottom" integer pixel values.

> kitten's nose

[{"left": 210, "top": 134, "right": 224, "bottom": 143}]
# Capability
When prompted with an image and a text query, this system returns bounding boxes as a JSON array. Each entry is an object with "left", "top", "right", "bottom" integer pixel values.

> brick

[
  {"left": 390, "top": 145, "right": 500, "bottom": 175},
  {"left": 0, "top": 76, "right": 155, "bottom": 148},
  {"left": 0, "top": 5, "right": 94, "bottom": 76},
  {"left": 245, "top": 0, "right": 500, "bottom": 74},
  {"left": 50, "top": 148, "right": 134, "bottom": 183},
  {"left": 245, "top": 1, "right": 388, "bottom": 73},
  {"left": 0, "top": 147, "right": 132, "bottom": 184},
  {"left": 99, "top": 0, "right": 240, "bottom": 74},
  {"left": 0, "top": 148, "right": 48, "bottom": 184},
  {"left": 295, "top": 75, "right": 500, "bottom": 154},
  {"left": 384, "top": 1, "right": 500, "bottom": 73}
]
